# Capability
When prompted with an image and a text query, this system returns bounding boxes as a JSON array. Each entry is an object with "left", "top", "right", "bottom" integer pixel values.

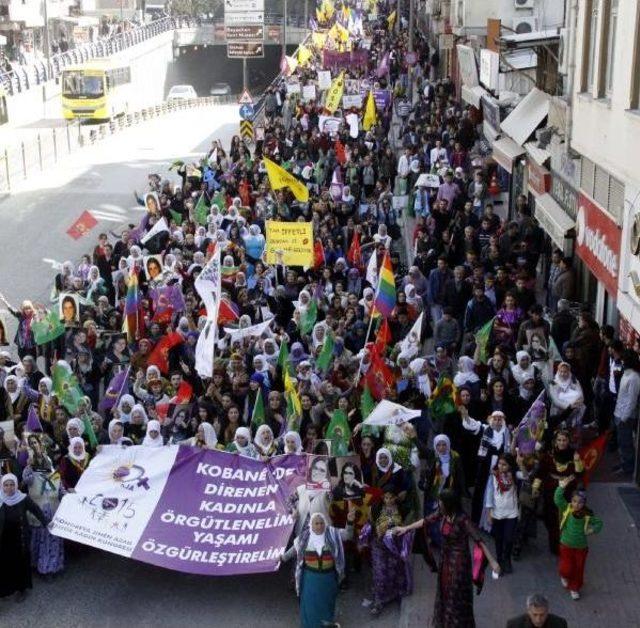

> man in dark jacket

[
  {"left": 463, "top": 283, "right": 495, "bottom": 333},
  {"left": 551, "top": 299, "right": 575, "bottom": 350},
  {"left": 506, "top": 593, "right": 568, "bottom": 627}
]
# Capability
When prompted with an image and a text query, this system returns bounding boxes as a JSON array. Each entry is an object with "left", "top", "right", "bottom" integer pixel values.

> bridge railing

[
  {"left": 0, "top": 16, "right": 190, "bottom": 97},
  {"left": 0, "top": 96, "right": 228, "bottom": 195}
]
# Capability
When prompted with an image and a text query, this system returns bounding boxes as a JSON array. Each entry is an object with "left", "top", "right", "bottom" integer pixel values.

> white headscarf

[
  {"left": 284, "top": 430, "right": 303, "bottom": 454},
  {"left": 143, "top": 420, "right": 163, "bottom": 447},
  {"left": 307, "top": 512, "right": 328, "bottom": 556},
  {"left": 375, "top": 447, "right": 400, "bottom": 473},
  {"left": 234, "top": 427, "right": 253, "bottom": 456},
  {"left": 198, "top": 422, "right": 218, "bottom": 449},
  {"left": 65, "top": 417, "right": 85, "bottom": 439},
  {"left": 68, "top": 436, "right": 87, "bottom": 463},
  {"left": 108, "top": 419, "right": 124, "bottom": 445},
  {"left": 553, "top": 363, "right": 583, "bottom": 406},
  {"left": 255, "top": 425, "right": 275, "bottom": 455},
  {"left": 511, "top": 351, "right": 534, "bottom": 385},
  {"left": 1, "top": 473, "right": 27, "bottom": 506},
  {"left": 434, "top": 434, "right": 451, "bottom": 478},
  {"left": 130, "top": 404, "right": 149, "bottom": 426},
  {"left": 39, "top": 377, "right": 53, "bottom": 400},
  {"left": 117, "top": 394, "right": 135, "bottom": 423},
  {"left": 409, "top": 358, "right": 431, "bottom": 397},
  {"left": 453, "top": 356, "right": 480, "bottom": 387},
  {"left": 4, "top": 375, "right": 20, "bottom": 403}
]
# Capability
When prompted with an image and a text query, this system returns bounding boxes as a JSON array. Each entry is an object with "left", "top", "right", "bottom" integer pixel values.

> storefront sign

[
  {"left": 527, "top": 160, "right": 551, "bottom": 196},
  {"left": 456, "top": 45, "right": 479, "bottom": 87},
  {"left": 576, "top": 193, "right": 621, "bottom": 295},
  {"left": 479, "top": 49, "right": 499, "bottom": 91},
  {"left": 551, "top": 171, "right": 579, "bottom": 221},
  {"left": 481, "top": 95, "right": 500, "bottom": 134}
]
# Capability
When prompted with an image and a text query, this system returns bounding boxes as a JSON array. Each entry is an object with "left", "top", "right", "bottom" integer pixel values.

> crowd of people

[{"left": 1, "top": 0, "right": 631, "bottom": 626}]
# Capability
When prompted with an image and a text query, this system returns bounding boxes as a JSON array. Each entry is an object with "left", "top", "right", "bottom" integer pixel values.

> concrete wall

[
  {"left": 5, "top": 30, "right": 176, "bottom": 127},
  {"left": 458, "top": 0, "right": 564, "bottom": 33}
]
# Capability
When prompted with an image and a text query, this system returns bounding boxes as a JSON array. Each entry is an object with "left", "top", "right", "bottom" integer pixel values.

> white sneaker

[
  {"left": 491, "top": 570, "right": 500, "bottom": 580},
  {"left": 570, "top": 591, "right": 581, "bottom": 600},
  {"left": 560, "top": 577, "right": 568, "bottom": 588}
]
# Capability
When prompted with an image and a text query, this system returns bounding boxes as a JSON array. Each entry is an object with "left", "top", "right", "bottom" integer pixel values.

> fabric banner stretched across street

[{"left": 49, "top": 446, "right": 307, "bottom": 575}]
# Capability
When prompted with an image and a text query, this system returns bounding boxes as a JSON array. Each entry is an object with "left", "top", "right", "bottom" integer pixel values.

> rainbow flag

[
  {"left": 124, "top": 270, "right": 140, "bottom": 342},
  {"left": 373, "top": 252, "right": 396, "bottom": 318}
]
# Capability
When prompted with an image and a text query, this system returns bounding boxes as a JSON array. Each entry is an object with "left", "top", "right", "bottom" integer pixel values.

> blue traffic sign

[{"left": 239, "top": 103, "right": 255, "bottom": 120}]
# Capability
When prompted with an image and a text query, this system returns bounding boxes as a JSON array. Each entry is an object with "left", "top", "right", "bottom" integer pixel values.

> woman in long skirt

[
  {"left": 395, "top": 489, "right": 500, "bottom": 627},
  {"left": 0, "top": 473, "right": 48, "bottom": 601},
  {"left": 281, "top": 512, "right": 354, "bottom": 628}
]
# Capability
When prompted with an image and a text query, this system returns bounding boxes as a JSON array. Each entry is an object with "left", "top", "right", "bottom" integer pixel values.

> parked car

[
  {"left": 167, "top": 85, "right": 197, "bottom": 102},
  {"left": 209, "top": 83, "right": 232, "bottom": 96}
]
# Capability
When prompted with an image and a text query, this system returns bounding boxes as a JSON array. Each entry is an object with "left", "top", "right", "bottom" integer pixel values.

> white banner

[
  {"left": 317, "top": 70, "right": 332, "bottom": 90},
  {"left": 140, "top": 217, "right": 169, "bottom": 245},
  {"left": 363, "top": 400, "right": 422, "bottom": 426},
  {"left": 399, "top": 312, "right": 424, "bottom": 358},
  {"left": 302, "top": 84, "right": 317, "bottom": 102},
  {"left": 195, "top": 317, "right": 217, "bottom": 379},
  {"left": 224, "top": 318, "right": 273, "bottom": 343},
  {"left": 195, "top": 246, "right": 222, "bottom": 320}
]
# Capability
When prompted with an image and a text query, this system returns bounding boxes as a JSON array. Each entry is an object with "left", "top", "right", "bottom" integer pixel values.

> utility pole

[
  {"left": 42, "top": 0, "right": 50, "bottom": 63},
  {"left": 243, "top": 58, "right": 248, "bottom": 92},
  {"left": 408, "top": 0, "right": 414, "bottom": 101},
  {"left": 282, "top": 0, "right": 287, "bottom": 59}
]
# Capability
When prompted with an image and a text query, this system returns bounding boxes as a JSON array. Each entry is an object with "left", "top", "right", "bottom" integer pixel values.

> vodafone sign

[{"left": 575, "top": 193, "right": 621, "bottom": 295}]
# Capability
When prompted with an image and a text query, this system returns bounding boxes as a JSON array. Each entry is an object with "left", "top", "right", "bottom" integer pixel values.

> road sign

[
  {"left": 240, "top": 120, "right": 254, "bottom": 142},
  {"left": 224, "top": 11, "right": 264, "bottom": 25},
  {"left": 225, "top": 0, "right": 264, "bottom": 10},
  {"left": 227, "top": 42, "right": 264, "bottom": 58},
  {"left": 238, "top": 89, "right": 253, "bottom": 104},
  {"left": 239, "top": 103, "right": 255, "bottom": 120},
  {"left": 225, "top": 25, "right": 264, "bottom": 41}
]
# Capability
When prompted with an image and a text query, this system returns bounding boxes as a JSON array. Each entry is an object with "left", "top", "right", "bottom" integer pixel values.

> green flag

[
  {"left": 474, "top": 316, "right": 495, "bottom": 364},
  {"left": 326, "top": 409, "right": 351, "bottom": 456},
  {"left": 32, "top": 310, "right": 64, "bottom": 345},
  {"left": 300, "top": 300, "right": 318, "bottom": 335},
  {"left": 169, "top": 209, "right": 183, "bottom": 225},
  {"left": 194, "top": 192, "right": 209, "bottom": 226},
  {"left": 429, "top": 375, "right": 458, "bottom": 423},
  {"left": 169, "top": 159, "right": 184, "bottom": 171},
  {"left": 212, "top": 191, "right": 226, "bottom": 210},
  {"left": 360, "top": 383, "right": 379, "bottom": 438},
  {"left": 277, "top": 341, "right": 293, "bottom": 376},
  {"left": 80, "top": 413, "right": 98, "bottom": 448},
  {"left": 251, "top": 391, "right": 265, "bottom": 429},
  {"left": 52, "top": 363, "right": 83, "bottom": 414},
  {"left": 315, "top": 332, "right": 335, "bottom": 372}
]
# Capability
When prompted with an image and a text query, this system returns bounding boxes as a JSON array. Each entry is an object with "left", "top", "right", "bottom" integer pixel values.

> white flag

[
  {"left": 224, "top": 318, "right": 274, "bottom": 344},
  {"left": 195, "top": 317, "right": 217, "bottom": 379},
  {"left": 399, "top": 312, "right": 423, "bottom": 358},
  {"left": 366, "top": 251, "right": 378, "bottom": 289},
  {"left": 195, "top": 246, "right": 222, "bottom": 320},
  {"left": 363, "top": 400, "right": 422, "bottom": 426},
  {"left": 346, "top": 112, "right": 359, "bottom": 138},
  {"left": 140, "top": 217, "right": 169, "bottom": 245}
]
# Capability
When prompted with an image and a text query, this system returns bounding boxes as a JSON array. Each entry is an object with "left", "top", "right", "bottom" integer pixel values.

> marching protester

[{"left": 0, "top": 0, "right": 618, "bottom": 623}]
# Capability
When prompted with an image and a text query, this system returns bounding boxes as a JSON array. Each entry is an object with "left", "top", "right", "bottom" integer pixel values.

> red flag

[
  {"left": 66, "top": 210, "right": 98, "bottom": 240},
  {"left": 174, "top": 381, "right": 193, "bottom": 405},
  {"left": 218, "top": 297, "right": 240, "bottom": 325},
  {"left": 314, "top": 239, "right": 325, "bottom": 269},
  {"left": 155, "top": 403, "right": 170, "bottom": 424},
  {"left": 335, "top": 139, "right": 347, "bottom": 166},
  {"left": 578, "top": 431, "right": 610, "bottom": 487},
  {"left": 374, "top": 318, "right": 392, "bottom": 355},
  {"left": 346, "top": 231, "right": 363, "bottom": 268},
  {"left": 365, "top": 350, "right": 394, "bottom": 400},
  {"left": 147, "top": 332, "right": 184, "bottom": 374}
]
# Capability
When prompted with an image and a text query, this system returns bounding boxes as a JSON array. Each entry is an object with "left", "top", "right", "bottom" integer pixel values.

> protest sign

[
  {"left": 317, "top": 70, "right": 332, "bottom": 90},
  {"left": 265, "top": 221, "right": 314, "bottom": 266},
  {"left": 50, "top": 446, "right": 307, "bottom": 575}
]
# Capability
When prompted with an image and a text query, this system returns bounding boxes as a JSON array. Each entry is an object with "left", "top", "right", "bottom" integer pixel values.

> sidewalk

[{"left": 399, "top": 482, "right": 640, "bottom": 627}]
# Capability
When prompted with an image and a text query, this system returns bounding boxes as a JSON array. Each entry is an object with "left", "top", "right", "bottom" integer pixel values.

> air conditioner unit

[
  {"left": 512, "top": 16, "right": 537, "bottom": 34},
  {"left": 514, "top": 0, "right": 535, "bottom": 9},
  {"left": 558, "top": 27, "right": 568, "bottom": 74}
]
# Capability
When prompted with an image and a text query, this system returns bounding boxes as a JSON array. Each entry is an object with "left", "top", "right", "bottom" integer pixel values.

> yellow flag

[
  {"left": 322, "top": 0, "right": 335, "bottom": 20},
  {"left": 284, "top": 369, "right": 302, "bottom": 416},
  {"left": 297, "top": 45, "right": 312, "bottom": 67},
  {"left": 363, "top": 90, "right": 377, "bottom": 131},
  {"left": 316, "top": 7, "right": 326, "bottom": 23},
  {"left": 263, "top": 157, "right": 309, "bottom": 203},
  {"left": 312, "top": 32, "right": 327, "bottom": 49},
  {"left": 324, "top": 71, "right": 344, "bottom": 114},
  {"left": 387, "top": 10, "right": 396, "bottom": 30},
  {"left": 336, "top": 22, "right": 349, "bottom": 43}
]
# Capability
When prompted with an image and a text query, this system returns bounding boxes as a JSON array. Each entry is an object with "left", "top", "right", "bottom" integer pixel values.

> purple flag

[
  {"left": 26, "top": 404, "right": 43, "bottom": 432},
  {"left": 376, "top": 51, "right": 390, "bottom": 78},
  {"left": 151, "top": 284, "right": 186, "bottom": 316},
  {"left": 98, "top": 369, "right": 129, "bottom": 412}
]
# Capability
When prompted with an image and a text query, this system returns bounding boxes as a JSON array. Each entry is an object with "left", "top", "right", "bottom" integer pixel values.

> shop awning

[
  {"left": 461, "top": 85, "right": 488, "bottom": 108},
  {"left": 500, "top": 87, "right": 550, "bottom": 146},
  {"left": 524, "top": 141, "right": 551, "bottom": 166},
  {"left": 499, "top": 29, "right": 561, "bottom": 50},
  {"left": 534, "top": 193, "right": 574, "bottom": 252},
  {"left": 491, "top": 136, "right": 525, "bottom": 173}
]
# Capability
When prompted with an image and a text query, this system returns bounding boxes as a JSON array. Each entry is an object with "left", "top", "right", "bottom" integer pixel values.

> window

[
  {"left": 603, "top": 0, "right": 618, "bottom": 97},
  {"left": 582, "top": 0, "right": 598, "bottom": 92}
]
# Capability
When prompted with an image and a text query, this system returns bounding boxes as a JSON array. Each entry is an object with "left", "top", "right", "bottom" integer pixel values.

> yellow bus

[{"left": 61, "top": 62, "right": 132, "bottom": 121}]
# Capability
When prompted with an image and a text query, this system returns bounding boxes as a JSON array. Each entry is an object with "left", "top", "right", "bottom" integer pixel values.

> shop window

[{"left": 602, "top": 0, "right": 618, "bottom": 98}]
